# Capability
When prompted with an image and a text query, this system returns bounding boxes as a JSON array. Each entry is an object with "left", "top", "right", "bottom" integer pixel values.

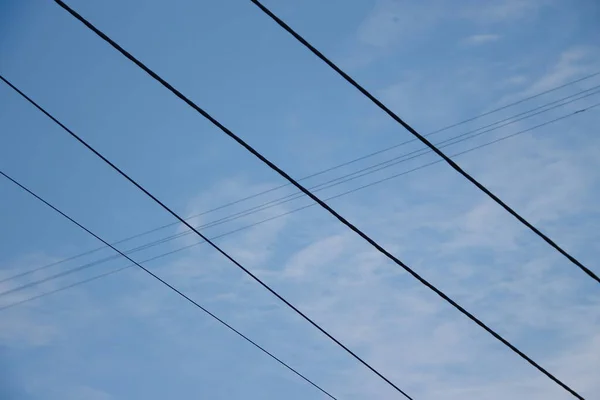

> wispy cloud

[
  {"left": 64, "top": 386, "right": 113, "bottom": 400},
  {"left": 497, "top": 45, "right": 600, "bottom": 105},
  {"left": 460, "top": 0, "right": 549, "bottom": 24},
  {"left": 462, "top": 33, "right": 502, "bottom": 46},
  {"left": 345, "top": 0, "right": 548, "bottom": 69}
]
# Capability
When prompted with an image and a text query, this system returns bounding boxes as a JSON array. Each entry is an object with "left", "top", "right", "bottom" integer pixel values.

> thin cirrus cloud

[{"left": 462, "top": 33, "right": 502, "bottom": 46}]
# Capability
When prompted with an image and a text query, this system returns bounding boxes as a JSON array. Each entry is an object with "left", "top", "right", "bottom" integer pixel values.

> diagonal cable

[
  {"left": 3, "top": 101, "right": 598, "bottom": 313},
  {"left": 249, "top": 0, "right": 599, "bottom": 286},
  {"left": 0, "top": 169, "right": 338, "bottom": 399},
  {"left": 0, "top": 72, "right": 414, "bottom": 399},
  {"left": 2, "top": 95, "right": 598, "bottom": 300},
  {"left": 3, "top": 80, "right": 597, "bottom": 286}
]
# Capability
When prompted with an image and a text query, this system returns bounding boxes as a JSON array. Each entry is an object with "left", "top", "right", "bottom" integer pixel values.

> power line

[
  {"left": 4, "top": 80, "right": 597, "bottom": 286},
  {"left": 3, "top": 102, "right": 598, "bottom": 314},
  {"left": 157, "top": 86, "right": 597, "bottom": 241},
  {"left": 9, "top": 8, "right": 585, "bottom": 398},
  {"left": 249, "top": 0, "right": 599, "bottom": 287},
  {"left": 3, "top": 102, "right": 596, "bottom": 311},
  {"left": 50, "top": 2, "right": 588, "bottom": 397},
  {"left": 45, "top": 3, "right": 590, "bottom": 396},
  {"left": 0, "top": 74, "right": 414, "bottom": 399},
  {"left": 3, "top": 95, "right": 598, "bottom": 300},
  {"left": 0, "top": 170, "right": 338, "bottom": 400}
]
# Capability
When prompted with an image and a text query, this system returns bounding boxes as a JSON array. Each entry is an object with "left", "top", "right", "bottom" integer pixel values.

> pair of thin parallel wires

[
  {"left": 0, "top": 170, "right": 337, "bottom": 400},
  {"left": 3, "top": 81, "right": 598, "bottom": 293},
  {"left": 51, "top": 1, "right": 587, "bottom": 398},
  {"left": 2, "top": 99, "right": 598, "bottom": 312},
  {"left": 2, "top": 86, "right": 599, "bottom": 302}
]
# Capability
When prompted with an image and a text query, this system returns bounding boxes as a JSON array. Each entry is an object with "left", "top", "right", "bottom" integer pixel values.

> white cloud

[
  {"left": 355, "top": 0, "right": 545, "bottom": 51},
  {"left": 64, "top": 386, "right": 113, "bottom": 400},
  {"left": 462, "top": 33, "right": 502, "bottom": 46},
  {"left": 281, "top": 234, "right": 348, "bottom": 280},
  {"left": 503, "top": 45, "right": 600, "bottom": 102},
  {"left": 0, "top": 313, "right": 59, "bottom": 347},
  {"left": 460, "top": 0, "right": 549, "bottom": 24}
]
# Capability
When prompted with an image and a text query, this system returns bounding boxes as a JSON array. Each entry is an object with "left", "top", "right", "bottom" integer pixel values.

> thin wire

[
  {"left": 0, "top": 73, "right": 414, "bottom": 399},
  {"left": 3, "top": 103, "right": 595, "bottom": 312},
  {"left": 0, "top": 170, "right": 338, "bottom": 400},
  {"left": 249, "top": 0, "right": 599, "bottom": 287},
  {"left": 3, "top": 91, "right": 598, "bottom": 300},
  {"left": 4, "top": 102, "right": 598, "bottom": 315},
  {"left": 4, "top": 81, "right": 597, "bottom": 286},
  {"left": 45, "top": 3, "right": 588, "bottom": 396},
  {"left": 51, "top": 2, "right": 587, "bottom": 397},
  {"left": 155, "top": 86, "right": 597, "bottom": 241}
]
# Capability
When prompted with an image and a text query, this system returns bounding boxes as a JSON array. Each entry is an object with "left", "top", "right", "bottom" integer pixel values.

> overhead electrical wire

[
  {"left": 249, "top": 0, "right": 599, "bottom": 286},
  {"left": 3, "top": 79, "right": 597, "bottom": 286},
  {"left": 0, "top": 74, "right": 414, "bottom": 399},
  {"left": 2, "top": 100, "right": 598, "bottom": 314},
  {"left": 50, "top": 2, "right": 591, "bottom": 397},
  {"left": 0, "top": 170, "right": 338, "bottom": 400},
  {"left": 40, "top": 2, "right": 588, "bottom": 396},
  {"left": 7, "top": 4, "right": 586, "bottom": 397},
  {"left": 2, "top": 92, "right": 599, "bottom": 300}
]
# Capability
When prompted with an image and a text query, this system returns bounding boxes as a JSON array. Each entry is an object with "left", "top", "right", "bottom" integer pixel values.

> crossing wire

[
  {"left": 2, "top": 101, "right": 598, "bottom": 314},
  {"left": 249, "top": 0, "right": 599, "bottom": 286},
  {"left": 0, "top": 73, "right": 414, "bottom": 399},
  {"left": 0, "top": 169, "right": 338, "bottom": 400},
  {"left": 31, "top": 2, "right": 584, "bottom": 397},
  {"left": 3, "top": 79, "right": 598, "bottom": 286},
  {"left": 2, "top": 96, "right": 599, "bottom": 301}
]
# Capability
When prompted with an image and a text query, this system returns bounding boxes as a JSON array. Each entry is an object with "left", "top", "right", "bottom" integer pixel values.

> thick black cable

[
  {"left": 43, "top": 3, "right": 589, "bottom": 396},
  {"left": 0, "top": 74, "right": 414, "bottom": 399},
  {"left": 3, "top": 103, "right": 596, "bottom": 312},
  {"left": 4, "top": 82, "right": 597, "bottom": 286},
  {"left": 249, "top": 0, "right": 599, "bottom": 287},
  {"left": 161, "top": 86, "right": 598, "bottom": 240},
  {"left": 50, "top": 2, "right": 587, "bottom": 397},
  {"left": 0, "top": 169, "right": 337, "bottom": 400}
]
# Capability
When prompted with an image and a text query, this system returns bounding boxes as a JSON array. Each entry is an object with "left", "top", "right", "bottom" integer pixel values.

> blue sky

[{"left": 1, "top": 0, "right": 599, "bottom": 399}]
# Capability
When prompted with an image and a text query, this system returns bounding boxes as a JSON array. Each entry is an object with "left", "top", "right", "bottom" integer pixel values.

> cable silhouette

[
  {"left": 42, "top": 3, "right": 590, "bottom": 396},
  {"left": 1, "top": 73, "right": 414, "bottom": 399},
  {"left": 51, "top": 2, "right": 591, "bottom": 396},
  {"left": 2, "top": 97, "right": 598, "bottom": 300},
  {"left": 249, "top": 0, "right": 599, "bottom": 286},
  {"left": 4, "top": 81, "right": 597, "bottom": 286},
  {"left": 0, "top": 170, "right": 338, "bottom": 400},
  {"left": 7, "top": 5, "right": 587, "bottom": 395},
  {"left": 3, "top": 101, "right": 598, "bottom": 313}
]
